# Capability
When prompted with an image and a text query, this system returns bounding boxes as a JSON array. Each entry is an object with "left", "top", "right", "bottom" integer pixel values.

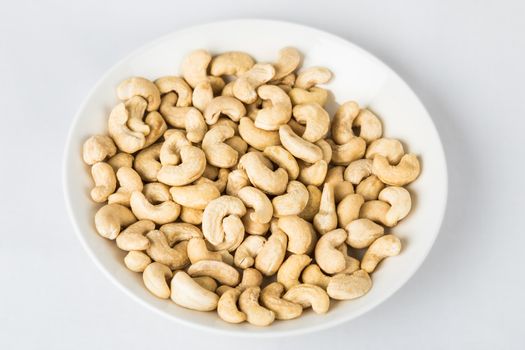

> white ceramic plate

[{"left": 63, "top": 19, "right": 447, "bottom": 337}]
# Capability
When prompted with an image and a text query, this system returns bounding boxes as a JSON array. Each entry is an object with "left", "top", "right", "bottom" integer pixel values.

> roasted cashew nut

[
  {"left": 292, "top": 103, "right": 330, "bottom": 142},
  {"left": 327, "top": 270, "right": 372, "bottom": 300},
  {"left": 107, "top": 152, "right": 133, "bottom": 172},
  {"left": 294, "top": 67, "right": 332, "bottom": 89},
  {"left": 202, "top": 196, "right": 246, "bottom": 251},
  {"left": 202, "top": 125, "right": 238, "bottom": 168},
  {"left": 354, "top": 109, "right": 382, "bottom": 143},
  {"left": 225, "top": 169, "right": 250, "bottom": 196},
  {"left": 155, "top": 76, "right": 193, "bottom": 107},
  {"left": 159, "top": 222, "right": 203, "bottom": 246},
  {"left": 83, "top": 135, "right": 117, "bottom": 165},
  {"left": 359, "top": 200, "right": 392, "bottom": 227},
  {"left": 254, "top": 85, "right": 292, "bottom": 131},
  {"left": 325, "top": 166, "right": 354, "bottom": 203},
  {"left": 277, "top": 254, "right": 312, "bottom": 290},
  {"left": 272, "top": 47, "right": 301, "bottom": 80},
  {"left": 159, "top": 129, "right": 190, "bottom": 166},
  {"left": 124, "top": 251, "right": 151, "bottom": 272},
  {"left": 344, "top": 159, "right": 373, "bottom": 185},
  {"left": 279, "top": 124, "right": 323, "bottom": 163},
  {"left": 277, "top": 216, "right": 317, "bottom": 255},
  {"left": 238, "top": 152, "right": 288, "bottom": 195},
  {"left": 181, "top": 49, "right": 212, "bottom": 88},
  {"left": 241, "top": 209, "right": 270, "bottom": 235},
  {"left": 272, "top": 181, "right": 309, "bottom": 217},
  {"left": 130, "top": 191, "right": 180, "bottom": 225},
  {"left": 239, "top": 287, "right": 275, "bottom": 326},
  {"left": 237, "top": 268, "right": 263, "bottom": 291},
  {"left": 94, "top": 203, "right": 136, "bottom": 240},
  {"left": 263, "top": 146, "right": 299, "bottom": 180},
  {"left": 187, "top": 260, "right": 240, "bottom": 287},
  {"left": 217, "top": 288, "right": 246, "bottom": 324},
  {"left": 143, "top": 262, "right": 172, "bottom": 299},
  {"left": 361, "top": 235, "right": 402, "bottom": 273},
  {"left": 159, "top": 93, "right": 207, "bottom": 143},
  {"left": 108, "top": 103, "right": 146, "bottom": 153},
  {"left": 108, "top": 167, "right": 143, "bottom": 206},
  {"left": 378, "top": 186, "right": 412, "bottom": 226},
  {"left": 356, "top": 175, "right": 385, "bottom": 200},
  {"left": 366, "top": 138, "right": 405, "bottom": 164},
  {"left": 255, "top": 223, "right": 288, "bottom": 276},
  {"left": 328, "top": 138, "right": 366, "bottom": 165},
  {"left": 116, "top": 219, "right": 154, "bottom": 251},
  {"left": 90, "top": 162, "right": 116, "bottom": 203},
  {"left": 331, "top": 101, "right": 360, "bottom": 145},
  {"left": 211, "top": 51, "right": 255, "bottom": 77},
  {"left": 261, "top": 282, "right": 303, "bottom": 320},
  {"left": 157, "top": 145, "right": 206, "bottom": 186},
  {"left": 117, "top": 77, "right": 161, "bottom": 112},
  {"left": 289, "top": 87, "right": 328, "bottom": 106},
  {"left": 233, "top": 64, "right": 276, "bottom": 104},
  {"left": 169, "top": 183, "right": 220, "bottom": 210},
  {"left": 301, "top": 264, "right": 331, "bottom": 290},
  {"left": 146, "top": 230, "right": 189, "bottom": 270},
  {"left": 237, "top": 186, "right": 273, "bottom": 224},
  {"left": 170, "top": 271, "right": 219, "bottom": 311},
  {"left": 204, "top": 96, "right": 246, "bottom": 125},
  {"left": 372, "top": 154, "right": 421, "bottom": 186},
  {"left": 299, "top": 185, "right": 322, "bottom": 221},
  {"left": 187, "top": 238, "right": 223, "bottom": 264},
  {"left": 238, "top": 117, "right": 281, "bottom": 151},
  {"left": 134, "top": 143, "right": 161, "bottom": 182},
  {"left": 313, "top": 183, "right": 338, "bottom": 235},
  {"left": 315, "top": 229, "right": 348, "bottom": 274},
  {"left": 283, "top": 284, "right": 330, "bottom": 314},
  {"left": 346, "top": 218, "right": 384, "bottom": 249},
  {"left": 234, "top": 235, "right": 266, "bottom": 269}
]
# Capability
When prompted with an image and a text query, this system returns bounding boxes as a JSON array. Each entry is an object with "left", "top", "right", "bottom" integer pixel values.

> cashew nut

[
  {"left": 325, "top": 166, "right": 354, "bottom": 203},
  {"left": 143, "top": 182, "right": 170, "bottom": 203},
  {"left": 366, "top": 138, "right": 404, "bottom": 164},
  {"left": 313, "top": 228, "right": 347, "bottom": 274},
  {"left": 157, "top": 145, "right": 206, "bottom": 186},
  {"left": 313, "top": 183, "right": 338, "bottom": 235},
  {"left": 181, "top": 49, "right": 212, "bottom": 88},
  {"left": 170, "top": 271, "right": 219, "bottom": 311},
  {"left": 107, "top": 152, "right": 134, "bottom": 172},
  {"left": 94, "top": 203, "right": 136, "bottom": 239},
  {"left": 124, "top": 96, "right": 149, "bottom": 135},
  {"left": 143, "top": 262, "right": 172, "bottom": 299},
  {"left": 237, "top": 268, "right": 263, "bottom": 291},
  {"left": 253, "top": 85, "right": 292, "bottom": 131},
  {"left": 159, "top": 222, "right": 202, "bottom": 246},
  {"left": 90, "top": 162, "right": 116, "bottom": 202},
  {"left": 195, "top": 168, "right": 229, "bottom": 193},
  {"left": 130, "top": 191, "right": 180, "bottom": 225},
  {"left": 193, "top": 276, "right": 218, "bottom": 292},
  {"left": 187, "top": 238, "right": 223, "bottom": 264},
  {"left": 134, "top": 143, "right": 161, "bottom": 182},
  {"left": 255, "top": 223, "right": 288, "bottom": 276},
  {"left": 233, "top": 235, "right": 266, "bottom": 269},
  {"left": 160, "top": 93, "right": 207, "bottom": 143},
  {"left": 346, "top": 218, "right": 384, "bottom": 249},
  {"left": 279, "top": 125, "right": 323, "bottom": 163},
  {"left": 237, "top": 186, "right": 273, "bottom": 224},
  {"left": 359, "top": 200, "right": 391, "bottom": 227},
  {"left": 328, "top": 138, "right": 366, "bottom": 165},
  {"left": 372, "top": 154, "right": 420, "bottom": 186},
  {"left": 378, "top": 186, "right": 411, "bottom": 227},
  {"left": 117, "top": 77, "right": 161, "bottom": 112},
  {"left": 210, "top": 51, "right": 255, "bottom": 77},
  {"left": 344, "top": 159, "right": 372, "bottom": 185},
  {"left": 289, "top": 87, "right": 328, "bottom": 106},
  {"left": 124, "top": 250, "right": 151, "bottom": 272},
  {"left": 224, "top": 136, "right": 248, "bottom": 157},
  {"left": 159, "top": 129, "right": 190, "bottom": 166},
  {"left": 187, "top": 260, "right": 240, "bottom": 287},
  {"left": 277, "top": 254, "right": 312, "bottom": 290},
  {"left": 83, "top": 135, "right": 117, "bottom": 165},
  {"left": 202, "top": 125, "right": 238, "bottom": 168},
  {"left": 192, "top": 81, "right": 213, "bottom": 112},
  {"left": 271, "top": 181, "right": 308, "bottom": 216},
  {"left": 316, "top": 139, "right": 333, "bottom": 163},
  {"left": 233, "top": 64, "right": 275, "bottom": 104},
  {"left": 108, "top": 103, "right": 146, "bottom": 153},
  {"left": 180, "top": 206, "right": 203, "bottom": 225},
  {"left": 155, "top": 76, "right": 192, "bottom": 107},
  {"left": 272, "top": 47, "right": 301, "bottom": 80},
  {"left": 295, "top": 67, "right": 332, "bottom": 89},
  {"left": 241, "top": 209, "right": 270, "bottom": 235},
  {"left": 202, "top": 195, "right": 246, "bottom": 250},
  {"left": 337, "top": 193, "right": 364, "bottom": 228},
  {"left": 146, "top": 230, "right": 189, "bottom": 270},
  {"left": 327, "top": 270, "right": 372, "bottom": 300},
  {"left": 203, "top": 96, "right": 246, "bottom": 125},
  {"left": 238, "top": 287, "right": 275, "bottom": 326},
  {"left": 354, "top": 109, "right": 382, "bottom": 143},
  {"left": 108, "top": 167, "right": 143, "bottom": 206},
  {"left": 238, "top": 152, "right": 288, "bottom": 195},
  {"left": 144, "top": 113, "right": 166, "bottom": 152},
  {"left": 356, "top": 175, "right": 385, "bottom": 200},
  {"left": 263, "top": 146, "right": 299, "bottom": 180},
  {"left": 169, "top": 183, "right": 220, "bottom": 210},
  {"left": 361, "top": 235, "right": 402, "bottom": 273},
  {"left": 301, "top": 264, "right": 331, "bottom": 290},
  {"left": 261, "top": 282, "right": 303, "bottom": 320},
  {"left": 292, "top": 103, "right": 330, "bottom": 142},
  {"left": 337, "top": 243, "right": 361, "bottom": 274},
  {"left": 238, "top": 117, "right": 281, "bottom": 151},
  {"left": 277, "top": 216, "right": 317, "bottom": 255},
  {"left": 283, "top": 284, "right": 330, "bottom": 314},
  {"left": 217, "top": 288, "right": 246, "bottom": 324},
  {"left": 225, "top": 169, "right": 250, "bottom": 196},
  {"left": 116, "top": 219, "right": 154, "bottom": 251},
  {"left": 331, "top": 101, "right": 359, "bottom": 145}
]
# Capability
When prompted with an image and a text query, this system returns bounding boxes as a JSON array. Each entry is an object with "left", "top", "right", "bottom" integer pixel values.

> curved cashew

[
  {"left": 301, "top": 264, "right": 331, "bottom": 290},
  {"left": 359, "top": 200, "right": 391, "bottom": 227},
  {"left": 313, "top": 183, "right": 338, "bottom": 234},
  {"left": 234, "top": 235, "right": 266, "bottom": 269},
  {"left": 82, "top": 135, "right": 117, "bottom": 165},
  {"left": 134, "top": 143, "right": 161, "bottom": 182},
  {"left": 192, "top": 81, "right": 213, "bottom": 112},
  {"left": 146, "top": 230, "right": 189, "bottom": 270},
  {"left": 237, "top": 186, "right": 273, "bottom": 224},
  {"left": 354, "top": 109, "right": 382, "bottom": 143},
  {"left": 295, "top": 67, "right": 332, "bottom": 89},
  {"left": 325, "top": 166, "right": 354, "bottom": 203},
  {"left": 277, "top": 254, "right": 312, "bottom": 290},
  {"left": 328, "top": 138, "right": 366, "bottom": 165},
  {"left": 169, "top": 183, "right": 220, "bottom": 210},
  {"left": 193, "top": 276, "right": 218, "bottom": 292},
  {"left": 278, "top": 215, "right": 316, "bottom": 255},
  {"left": 366, "top": 138, "right": 404, "bottom": 164},
  {"left": 90, "top": 162, "right": 116, "bottom": 202},
  {"left": 263, "top": 146, "right": 299, "bottom": 180},
  {"left": 217, "top": 288, "right": 246, "bottom": 324},
  {"left": 108, "top": 167, "right": 143, "bottom": 206},
  {"left": 241, "top": 209, "right": 270, "bottom": 235},
  {"left": 299, "top": 185, "right": 322, "bottom": 221},
  {"left": 378, "top": 186, "right": 411, "bottom": 226},
  {"left": 159, "top": 222, "right": 202, "bottom": 245},
  {"left": 238, "top": 152, "right": 288, "bottom": 195},
  {"left": 253, "top": 85, "right": 292, "bottom": 131},
  {"left": 180, "top": 206, "right": 203, "bottom": 225},
  {"left": 181, "top": 49, "right": 212, "bottom": 88},
  {"left": 356, "top": 175, "right": 385, "bottom": 200},
  {"left": 337, "top": 193, "right": 364, "bottom": 228},
  {"left": 143, "top": 182, "right": 170, "bottom": 203},
  {"left": 225, "top": 169, "right": 250, "bottom": 196},
  {"left": 130, "top": 191, "right": 180, "bottom": 225},
  {"left": 210, "top": 51, "right": 255, "bottom": 76},
  {"left": 233, "top": 64, "right": 275, "bottom": 104},
  {"left": 372, "top": 154, "right": 421, "bottom": 186},
  {"left": 204, "top": 96, "right": 246, "bottom": 125},
  {"left": 94, "top": 203, "right": 136, "bottom": 239},
  {"left": 272, "top": 181, "right": 309, "bottom": 217},
  {"left": 117, "top": 77, "right": 161, "bottom": 112},
  {"left": 202, "top": 195, "right": 246, "bottom": 249},
  {"left": 279, "top": 125, "right": 323, "bottom": 163},
  {"left": 298, "top": 159, "right": 327, "bottom": 187},
  {"left": 202, "top": 125, "right": 238, "bottom": 168},
  {"left": 107, "top": 152, "right": 133, "bottom": 172},
  {"left": 144, "top": 111, "right": 168, "bottom": 148},
  {"left": 255, "top": 224, "right": 288, "bottom": 276},
  {"left": 124, "top": 250, "right": 151, "bottom": 272},
  {"left": 273, "top": 47, "right": 301, "bottom": 80},
  {"left": 346, "top": 218, "right": 384, "bottom": 248},
  {"left": 159, "top": 129, "right": 190, "bottom": 166},
  {"left": 292, "top": 103, "right": 330, "bottom": 142},
  {"left": 157, "top": 145, "right": 206, "bottom": 186},
  {"left": 160, "top": 93, "right": 207, "bottom": 143},
  {"left": 170, "top": 271, "right": 219, "bottom": 311},
  {"left": 344, "top": 159, "right": 372, "bottom": 185},
  {"left": 116, "top": 220, "right": 154, "bottom": 251},
  {"left": 124, "top": 96, "right": 149, "bottom": 135},
  {"left": 327, "top": 270, "right": 372, "bottom": 300},
  {"left": 187, "top": 260, "right": 240, "bottom": 286},
  {"left": 187, "top": 238, "right": 223, "bottom": 264},
  {"left": 224, "top": 136, "right": 247, "bottom": 157},
  {"left": 315, "top": 228, "right": 348, "bottom": 274},
  {"left": 155, "top": 76, "right": 192, "bottom": 107},
  {"left": 238, "top": 287, "right": 276, "bottom": 327},
  {"left": 143, "top": 262, "right": 172, "bottom": 299},
  {"left": 331, "top": 101, "right": 359, "bottom": 145},
  {"left": 237, "top": 268, "right": 263, "bottom": 291},
  {"left": 260, "top": 282, "right": 302, "bottom": 320},
  {"left": 362, "top": 235, "right": 402, "bottom": 273},
  {"left": 316, "top": 139, "right": 333, "bottom": 163},
  {"left": 283, "top": 284, "right": 330, "bottom": 314},
  {"left": 108, "top": 103, "right": 146, "bottom": 153},
  {"left": 289, "top": 87, "right": 328, "bottom": 106},
  {"left": 238, "top": 117, "right": 281, "bottom": 151}
]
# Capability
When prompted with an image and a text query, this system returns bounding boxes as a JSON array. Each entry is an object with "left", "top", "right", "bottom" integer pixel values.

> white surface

[
  {"left": 63, "top": 19, "right": 447, "bottom": 336},
  {"left": 1, "top": 0, "right": 524, "bottom": 348}
]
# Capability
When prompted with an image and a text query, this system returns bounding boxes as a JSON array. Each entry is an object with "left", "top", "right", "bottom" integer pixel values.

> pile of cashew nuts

[{"left": 82, "top": 48, "right": 420, "bottom": 326}]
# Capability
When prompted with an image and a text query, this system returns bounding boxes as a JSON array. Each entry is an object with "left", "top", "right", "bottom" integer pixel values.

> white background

[{"left": 1, "top": 0, "right": 524, "bottom": 349}]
